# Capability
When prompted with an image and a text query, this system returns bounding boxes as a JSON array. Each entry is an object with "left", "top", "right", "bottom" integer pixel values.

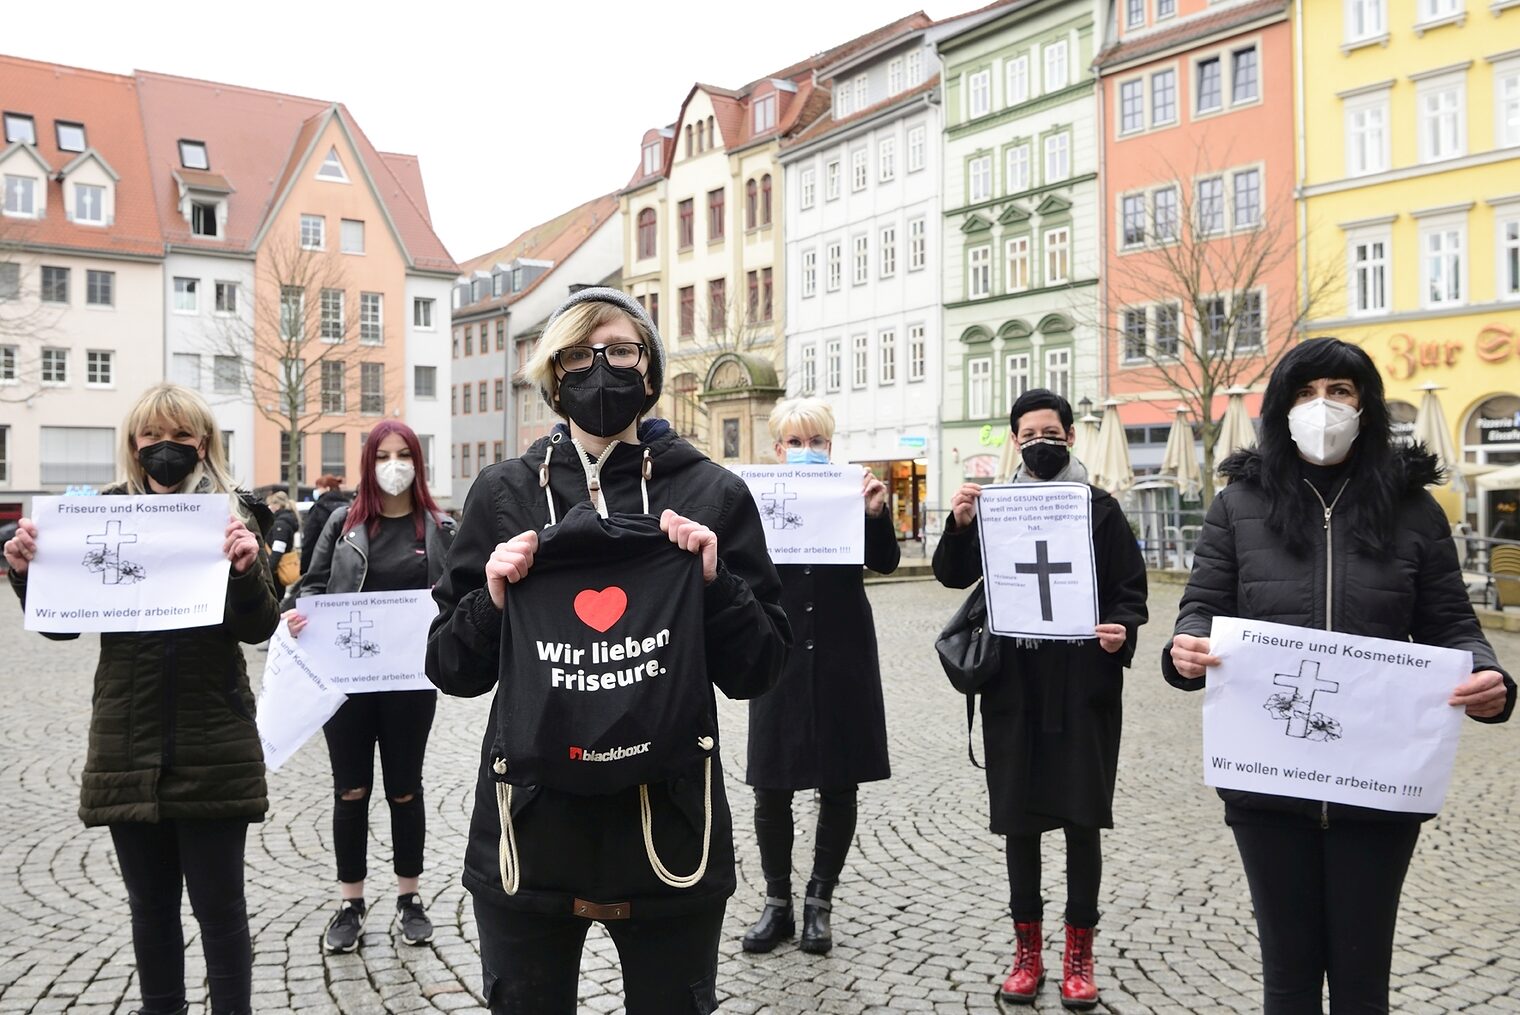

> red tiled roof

[
  {"left": 1095, "top": 0, "right": 1287, "bottom": 69},
  {"left": 783, "top": 75, "right": 940, "bottom": 150},
  {"left": 378, "top": 152, "right": 432, "bottom": 225},
  {"left": 0, "top": 55, "right": 162, "bottom": 258},
  {"left": 929, "top": 0, "right": 1030, "bottom": 30},
  {"left": 336, "top": 106, "right": 455, "bottom": 272},
  {"left": 455, "top": 191, "right": 620, "bottom": 313}
]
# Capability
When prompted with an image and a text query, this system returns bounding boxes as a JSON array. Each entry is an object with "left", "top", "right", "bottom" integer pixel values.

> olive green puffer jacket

[{"left": 11, "top": 489, "right": 281, "bottom": 826}]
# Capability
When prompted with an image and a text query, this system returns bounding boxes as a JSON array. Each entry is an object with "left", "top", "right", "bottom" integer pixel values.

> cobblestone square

[{"left": 1, "top": 579, "right": 1516, "bottom": 1014}]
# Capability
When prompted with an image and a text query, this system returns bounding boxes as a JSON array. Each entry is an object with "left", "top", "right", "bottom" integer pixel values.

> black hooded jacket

[
  {"left": 426, "top": 422, "right": 790, "bottom": 917},
  {"left": 1162, "top": 446, "right": 1514, "bottom": 824}
]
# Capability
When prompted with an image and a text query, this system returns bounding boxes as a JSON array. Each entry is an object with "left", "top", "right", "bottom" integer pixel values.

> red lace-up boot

[
  {"left": 998, "top": 920, "right": 1044, "bottom": 1004},
  {"left": 1059, "top": 923, "right": 1099, "bottom": 1010}
]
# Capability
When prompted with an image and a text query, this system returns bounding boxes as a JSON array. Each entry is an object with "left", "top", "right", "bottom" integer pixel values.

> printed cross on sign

[
  {"left": 86, "top": 520, "right": 139, "bottom": 585},
  {"left": 761, "top": 483, "right": 798, "bottom": 530},
  {"left": 1014, "top": 539, "right": 1072, "bottom": 622},
  {"left": 1273, "top": 659, "right": 1340, "bottom": 738},
  {"left": 337, "top": 611, "right": 374, "bottom": 659}
]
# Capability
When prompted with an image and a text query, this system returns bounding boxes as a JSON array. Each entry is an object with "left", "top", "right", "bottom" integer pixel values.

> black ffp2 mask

[
  {"left": 137, "top": 440, "right": 201, "bottom": 489},
  {"left": 1019, "top": 438, "right": 1070, "bottom": 480},
  {"left": 557, "top": 358, "right": 647, "bottom": 438}
]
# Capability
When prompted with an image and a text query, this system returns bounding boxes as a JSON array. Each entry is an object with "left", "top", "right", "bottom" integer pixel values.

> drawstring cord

[{"left": 492, "top": 759, "right": 522, "bottom": 895}]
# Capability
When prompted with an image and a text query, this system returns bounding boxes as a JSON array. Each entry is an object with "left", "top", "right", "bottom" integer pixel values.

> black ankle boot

[
  {"left": 800, "top": 877, "right": 835, "bottom": 954},
  {"left": 742, "top": 895, "right": 795, "bottom": 953}
]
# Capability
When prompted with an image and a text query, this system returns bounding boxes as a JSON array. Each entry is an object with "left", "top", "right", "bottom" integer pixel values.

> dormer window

[
  {"left": 55, "top": 122, "right": 85, "bottom": 153},
  {"left": 192, "top": 201, "right": 219, "bottom": 237},
  {"left": 317, "top": 146, "right": 349, "bottom": 182},
  {"left": 492, "top": 272, "right": 504, "bottom": 297},
  {"left": 4, "top": 176, "right": 37, "bottom": 217},
  {"left": 753, "top": 95, "right": 777, "bottom": 133},
  {"left": 178, "top": 139, "right": 209, "bottom": 170},
  {"left": 642, "top": 141, "right": 661, "bottom": 174},
  {"left": 74, "top": 184, "right": 105, "bottom": 225},
  {"left": 4, "top": 113, "right": 35, "bottom": 145},
  {"left": 512, "top": 268, "right": 523, "bottom": 292}
]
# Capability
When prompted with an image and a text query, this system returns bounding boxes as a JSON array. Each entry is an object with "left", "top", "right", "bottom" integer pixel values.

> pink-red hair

[{"left": 343, "top": 420, "right": 443, "bottom": 540}]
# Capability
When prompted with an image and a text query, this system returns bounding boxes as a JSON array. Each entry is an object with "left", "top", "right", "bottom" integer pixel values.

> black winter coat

[
  {"left": 426, "top": 424, "right": 790, "bottom": 917},
  {"left": 746, "top": 510, "right": 900, "bottom": 790},
  {"left": 1162, "top": 447, "right": 1515, "bottom": 826},
  {"left": 300, "top": 490, "right": 351, "bottom": 573},
  {"left": 934, "top": 487, "right": 1148, "bottom": 834},
  {"left": 11, "top": 487, "right": 280, "bottom": 826}
]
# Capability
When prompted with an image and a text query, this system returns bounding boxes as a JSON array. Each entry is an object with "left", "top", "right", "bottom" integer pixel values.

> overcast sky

[{"left": 9, "top": 0, "right": 957, "bottom": 266}]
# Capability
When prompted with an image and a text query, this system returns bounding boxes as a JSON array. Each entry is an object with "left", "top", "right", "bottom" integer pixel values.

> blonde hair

[
  {"left": 768, "top": 397, "right": 836, "bottom": 444},
  {"left": 122, "top": 384, "right": 247, "bottom": 519},
  {"left": 266, "top": 490, "right": 292, "bottom": 512},
  {"left": 520, "top": 300, "right": 653, "bottom": 412}
]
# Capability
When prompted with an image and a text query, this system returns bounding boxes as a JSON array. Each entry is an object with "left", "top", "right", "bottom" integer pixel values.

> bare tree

[
  {"left": 203, "top": 235, "right": 402, "bottom": 498},
  {"left": 1095, "top": 153, "right": 1339, "bottom": 508},
  {"left": 663, "top": 282, "right": 784, "bottom": 452},
  {"left": 0, "top": 219, "right": 64, "bottom": 404}
]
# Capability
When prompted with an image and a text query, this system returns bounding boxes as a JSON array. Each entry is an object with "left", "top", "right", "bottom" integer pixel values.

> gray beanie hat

[{"left": 542, "top": 286, "right": 666, "bottom": 412}]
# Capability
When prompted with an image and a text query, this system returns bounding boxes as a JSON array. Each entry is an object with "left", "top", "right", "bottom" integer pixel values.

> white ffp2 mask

[
  {"left": 1288, "top": 398, "right": 1361, "bottom": 465},
  {"left": 375, "top": 459, "right": 416, "bottom": 496}
]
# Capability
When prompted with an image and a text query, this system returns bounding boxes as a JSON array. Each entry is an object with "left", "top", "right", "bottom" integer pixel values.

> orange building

[{"left": 1095, "top": 0, "right": 1297, "bottom": 482}]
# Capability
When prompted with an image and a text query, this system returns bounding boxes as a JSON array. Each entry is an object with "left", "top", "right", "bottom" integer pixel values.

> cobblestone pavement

[{"left": 2, "top": 580, "right": 1517, "bottom": 1014}]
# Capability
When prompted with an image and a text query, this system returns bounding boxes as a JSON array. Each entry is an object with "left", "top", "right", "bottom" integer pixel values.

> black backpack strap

[{"left": 965, "top": 693, "right": 984, "bottom": 770}]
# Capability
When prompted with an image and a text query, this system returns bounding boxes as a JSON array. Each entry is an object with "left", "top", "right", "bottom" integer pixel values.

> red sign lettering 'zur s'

[{"left": 573, "top": 587, "right": 628, "bottom": 633}]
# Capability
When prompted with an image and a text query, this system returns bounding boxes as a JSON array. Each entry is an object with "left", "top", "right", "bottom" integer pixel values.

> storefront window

[
  {"left": 1461, "top": 394, "right": 1520, "bottom": 540},
  {"left": 860, "top": 458, "right": 929, "bottom": 541}
]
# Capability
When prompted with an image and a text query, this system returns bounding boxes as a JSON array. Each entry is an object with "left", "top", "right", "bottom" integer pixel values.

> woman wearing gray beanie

[{"left": 426, "top": 287, "right": 791, "bottom": 1014}]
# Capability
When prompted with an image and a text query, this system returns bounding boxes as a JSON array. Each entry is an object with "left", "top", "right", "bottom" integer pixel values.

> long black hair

[{"left": 1256, "top": 338, "right": 1397, "bottom": 556}]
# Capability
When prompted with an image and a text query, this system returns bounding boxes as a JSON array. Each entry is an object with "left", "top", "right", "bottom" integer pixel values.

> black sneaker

[
  {"left": 396, "top": 892, "right": 434, "bottom": 946},
  {"left": 323, "top": 898, "right": 367, "bottom": 953}
]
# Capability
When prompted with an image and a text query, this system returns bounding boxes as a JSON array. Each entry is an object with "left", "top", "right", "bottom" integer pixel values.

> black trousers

[
  {"left": 1005, "top": 826, "right": 1102, "bottom": 927},
  {"left": 475, "top": 893, "right": 724, "bottom": 1015},
  {"left": 1232, "top": 819, "right": 1421, "bottom": 1015},
  {"left": 752, "top": 786, "right": 857, "bottom": 896},
  {"left": 322, "top": 688, "right": 437, "bottom": 883},
  {"left": 109, "top": 819, "right": 252, "bottom": 1015}
]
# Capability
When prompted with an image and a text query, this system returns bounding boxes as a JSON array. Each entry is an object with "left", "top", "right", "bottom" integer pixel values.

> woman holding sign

[
  {"left": 5, "top": 383, "right": 279, "bottom": 1015},
  {"left": 740, "top": 396, "right": 898, "bottom": 956},
  {"left": 426, "top": 287, "right": 789, "bottom": 1015},
  {"left": 1163, "top": 338, "right": 1514, "bottom": 1015},
  {"left": 285, "top": 420, "right": 453, "bottom": 953},
  {"left": 933, "top": 388, "right": 1148, "bottom": 1011}
]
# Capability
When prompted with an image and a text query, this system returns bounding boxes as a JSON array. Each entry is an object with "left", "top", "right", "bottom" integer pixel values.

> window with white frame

[
  {"left": 969, "top": 154, "right": 992, "bottom": 202},
  {"left": 1120, "top": 79, "right": 1144, "bottom": 134},
  {"left": 1006, "top": 352, "right": 1031, "bottom": 401},
  {"left": 1044, "top": 132, "right": 1070, "bottom": 182},
  {"left": 968, "top": 244, "right": 991, "bottom": 298},
  {"left": 825, "top": 338, "right": 842, "bottom": 392},
  {"left": 826, "top": 242, "right": 842, "bottom": 291},
  {"left": 642, "top": 141, "right": 661, "bottom": 175},
  {"left": 1005, "top": 235, "right": 1030, "bottom": 291},
  {"left": 1196, "top": 56, "right": 1223, "bottom": 113},
  {"left": 42, "top": 265, "right": 68, "bottom": 303},
  {"left": 0, "top": 346, "right": 14, "bottom": 387},
  {"left": 1154, "top": 185, "right": 1180, "bottom": 241},
  {"left": 852, "top": 148, "right": 868, "bottom": 191},
  {"left": 341, "top": 218, "right": 365, "bottom": 254},
  {"left": 1418, "top": 0, "right": 1460, "bottom": 22},
  {"left": 4, "top": 113, "right": 35, "bottom": 144},
  {"left": 801, "top": 168, "right": 816, "bottom": 209},
  {"left": 317, "top": 147, "right": 348, "bottom": 182},
  {"left": 853, "top": 74, "right": 868, "bottom": 110},
  {"left": 1127, "top": 0, "right": 1145, "bottom": 28},
  {"left": 1346, "top": 0, "right": 1385, "bottom": 41},
  {"left": 86, "top": 350, "right": 113, "bottom": 387},
  {"left": 1345, "top": 93, "right": 1390, "bottom": 176},
  {"left": 280, "top": 286, "right": 304, "bottom": 339},
  {"left": 888, "top": 58, "right": 904, "bottom": 95},
  {"left": 1349, "top": 233, "right": 1390, "bottom": 313},
  {"left": 415, "top": 365, "right": 437, "bottom": 398},
  {"left": 825, "top": 160, "right": 841, "bottom": 200},
  {"left": 1422, "top": 221, "right": 1464, "bottom": 307},
  {"left": 1007, "top": 55, "right": 1030, "bottom": 106},
  {"left": 1123, "top": 308, "right": 1148, "bottom": 361},
  {"left": 853, "top": 234, "right": 869, "bottom": 285},
  {"left": 1203, "top": 296, "right": 1230, "bottom": 353},
  {"left": 852, "top": 333, "right": 869, "bottom": 388},
  {"left": 171, "top": 352, "right": 200, "bottom": 389},
  {"left": 1044, "top": 228, "right": 1070, "bottom": 284},
  {"left": 321, "top": 361, "right": 345, "bottom": 413},
  {"left": 908, "top": 325, "right": 926, "bottom": 381},
  {"left": 1232, "top": 47, "right": 1259, "bottom": 104},
  {"left": 173, "top": 276, "right": 199, "bottom": 313},
  {"left": 40, "top": 426, "right": 115, "bottom": 485},
  {"left": 879, "top": 329, "right": 897, "bottom": 384},
  {"left": 880, "top": 226, "right": 897, "bottom": 277},
  {"left": 413, "top": 297, "right": 433, "bottom": 328},
  {"left": 360, "top": 292, "right": 383, "bottom": 344},
  {"left": 968, "top": 357, "right": 992, "bottom": 417},
  {"left": 41, "top": 346, "right": 67, "bottom": 384},
  {"left": 1152, "top": 68, "right": 1178, "bottom": 124},
  {"left": 1006, "top": 142, "right": 1031, "bottom": 193},
  {"left": 907, "top": 125, "right": 926, "bottom": 171},
  {"left": 1045, "top": 347, "right": 1071, "bottom": 399},
  {"left": 1122, "top": 194, "right": 1146, "bottom": 248},
  {"left": 1045, "top": 40, "right": 1069, "bottom": 91},
  {"left": 1496, "top": 62, "right": 1520, "bottom": 148},
  {"left": 1197, "top": 177, "right": 1225, "bottom": 234},
  {"left": 86, "top": 269, "right": 113, "bottom": 307},
  {"left": 907, "top": 51, "right": 924, "bottom": 86},
  {"left": 1500, "top": 213, "right": 1520, "bottom": 299},
  {"left": 753, "top": 94, "right": 777, "bottom": 134},
  {"left": 879, "top": 136, "right": 896, "bottom": 181},
  {"left": 361, "top": 362, "right": 384, "bottom": 414},
  {"left": 4, "top": 175, "right": 36, "bottom": 217},
  {"left": 1154, "top": 303, "right": 1180, "bottom": 356},
  {"left": 837, "top": 81, "right": 855, "bottom": 118},
  {"left": 801, "top": 344, "right": 817, "bottom": 395},
  {"left": 74, "top": 183, "right": 105, "bottom": 225},
  {"left": 1156, "top": 0, "right": 1176, "bottom": 16},
  {"left": 320, "top": 288, "right": 345, "bottom": 341},
  {"left": 1236, "top": 290, "right": 1264, "bottom": 351},
  {"left": 969, "top": 70, "right": 991, "bottom": 118},
  {"left": 1418, "top": 76, "right": 1465, "bottom": 163},
  {"left": 802, "top": 249, "right": 818, "bottom": 297},
  {"left": 909, "top": 217, "right": 927, "bottom": 270},
  {"left": 1233, "top": 168, "right": 1262, "bottom": 229},
  {"left": 0, "top": 261, "right": 16, "bottom": 300},
  {"left": 216, "top": 281, "right": 238, "bottom": 315},
  {"left": 300, "top": 214, "right": 325, "bottom": 249}
]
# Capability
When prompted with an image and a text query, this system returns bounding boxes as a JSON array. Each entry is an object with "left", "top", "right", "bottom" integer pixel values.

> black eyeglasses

[{"left": 553, "top": 342, "right": 646, "bottom": 373}]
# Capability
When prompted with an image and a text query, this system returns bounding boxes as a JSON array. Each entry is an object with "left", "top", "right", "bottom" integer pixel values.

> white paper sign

[
  {"left": 731, "top": 465, "right": 864, "bottom": 565},
  {"left": 1203, "top": 617, "right": 1469, "bottom": 814},
  {"left": 294, "top": 589, "right": 439, "bottom": 692},
  {"left": 256, "top": 626, "right": 347, "bottom": 771},
  {"left": 976, "top": 483, "right": 1098, "bottom": 640},
  {"left": 23, "top": 494, "right": 231, "bottom": 633}
]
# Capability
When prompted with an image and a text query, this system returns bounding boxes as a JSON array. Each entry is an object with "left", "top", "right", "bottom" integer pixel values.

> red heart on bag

[{"left": 574, "top": 587, "right": 628, "bottom": 633}]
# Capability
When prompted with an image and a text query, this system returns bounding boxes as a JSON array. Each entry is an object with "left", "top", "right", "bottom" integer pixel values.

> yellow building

[{"left": 1298, "top": 0, "right": 1520, "bottom": 538}]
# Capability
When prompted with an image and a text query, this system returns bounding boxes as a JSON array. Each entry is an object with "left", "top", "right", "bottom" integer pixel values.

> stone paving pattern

[{"left": 1, "top": 581, "right": 1517, "bottom": 1014}]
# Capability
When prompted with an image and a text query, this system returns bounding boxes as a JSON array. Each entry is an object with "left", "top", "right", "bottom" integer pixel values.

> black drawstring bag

[{"left": 494, "top": 500, "right": 715, "bottom": 797}]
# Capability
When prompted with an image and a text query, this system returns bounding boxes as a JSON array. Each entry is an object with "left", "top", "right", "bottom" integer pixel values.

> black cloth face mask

[
  {"left": 1019, "top": 437, "right": 1070, "bottom": 480},
  {"left": 557, "top": 358, "right": 647, "bottom": 438},
  {"left": 138, "top": 440, "right": 201, "bottom": 489}
]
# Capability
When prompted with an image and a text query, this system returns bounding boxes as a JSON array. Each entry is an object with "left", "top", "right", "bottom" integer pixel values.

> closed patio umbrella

[
  {"left": 1072, "top": 413, "right": 1102, "bottom": 473},
  {"left": 1212, "top": 386, "right": 1256, "bottom": 488},
  {"left": 1090, "top": 399, "right": 1134, "bottom": 494},
  {"left": 1161, "top": 405, "right": 1203, "bottom": 500},
  {"left": 1412, "top": 382, "right": 1466, "bottom": 493}
]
